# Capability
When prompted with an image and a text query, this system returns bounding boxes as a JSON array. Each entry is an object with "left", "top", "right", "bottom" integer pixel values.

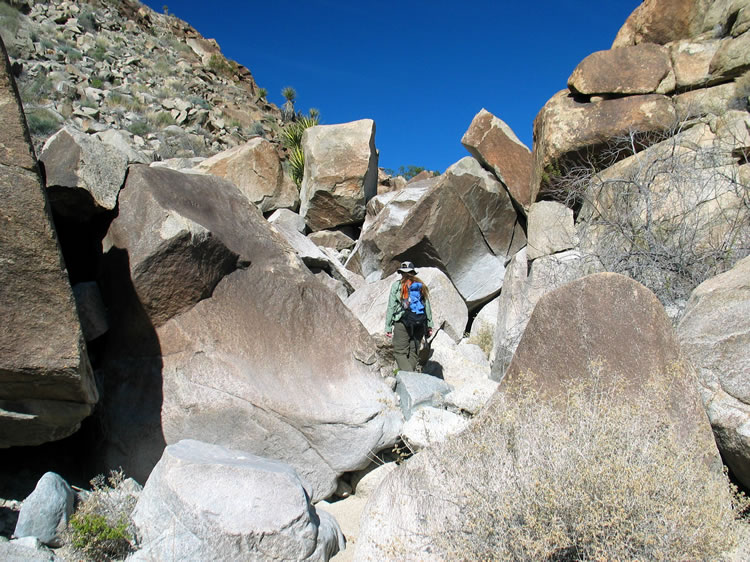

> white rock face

[
  {"left": 131, "top": 440, "right": 345, "bottom": 561},
  {"left": 677, "top": 256, "right": 750, "bottom": 488},
  {"left": 300, "top": 119, "right": 378, "bottom": 231},
  {"left": 526, "top": 200, "right": 578, "bottom": 260},
  {"left": 401, "top": 407, "right": 469, "bottom": 451}
]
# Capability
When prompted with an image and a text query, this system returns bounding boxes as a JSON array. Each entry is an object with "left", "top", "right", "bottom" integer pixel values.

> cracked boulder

[
  {"left": 195, "top": 137, "right": 299, "bottom": 213},
  {"left": 98, "top": 165, "right": 401, "bottom": 500},
  {"left": 346, "top": 158, "right": 524, "bottom": 310},
  {"left": 0, "top": 36, "right": 97, "bottom": 448}
]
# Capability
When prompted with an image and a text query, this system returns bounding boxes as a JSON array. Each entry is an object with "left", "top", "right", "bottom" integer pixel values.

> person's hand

[
  {"left": 386, "top": 331, "right": 392, "bottom": 338},
  {"left": 427, "top": 328, "right": 433, "bottom": 337}
]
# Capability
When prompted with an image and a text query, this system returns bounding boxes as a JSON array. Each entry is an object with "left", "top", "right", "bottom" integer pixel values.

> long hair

[{"left": 400, "top": 273, "right": 430, "bottom": 301}]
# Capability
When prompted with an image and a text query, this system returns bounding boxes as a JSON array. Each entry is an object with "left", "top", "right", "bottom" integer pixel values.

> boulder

[
  {"left": 13, "top": 473, "right": 73, "bottom": 548},
  {"left": 72, "top": 281, "right": 108, "bottom": 341},
  {"left": 268, "top": 208, "right": 307, "bottom": 234},
  {"left": 39, "top": 126, "right": 128, "bottom": 219},
  {"left": 526, "top": 200, "right": 578, "bottom": 260},
  {"left": 359, "top": 182, "right": 433, "bottom": 242},
  {"left": 344, "top": 269, "right": 468, "bottom": 343},
  {"left": 531, "top": 91, "right": 676, "bottom": 202},
  {"left": 568, "top": 44, "right": 674, "bottom": 95},
  {"left": 674, "top": 82, "right": 736, "bottom": 120},
  {"left": 490, "top": 249, "right": 601, "bottom": 382},
  {"left": 468, "top": 296, "right": 499, "bottom": 347},
  {"left": 677, "top": 256, "right": 750, "bottom": 487},
  {"left": 670, "top": 39, "right": 721, "bottom": 89},
  {"left": 439, "top": 157, "right": 526, "bottom": 257},
  {"left": 98, "top": 165, "right": 401, "bottom": 500},
  {"left": 103, "top": 165, "right": 243, "bottom": 328},
  {"left": 460, "top": 108, "right": 533, "bottom": 209},
  {"left": 346, "top": 168, "right": 515, "bottom": 310},
  {"left": 93, "top": 129, "right": 150, "bottom": 164},
  {"left": 423, "top": 331, "right": 495, "bottom": 402},
  {"left": 401, "top": 407, "right": 469, "bottom": 451},
  {"left": 300, "top": 119, "right": 378, "bottom": 231},
  {"left": 308, "top": 229, "right": 356, "bottom": 251},
  {"left": 395, "top": 371, "right": 452, "bottom": 420},
  {"left": 710, "top": 29, "right": 750, "bottom": 80},
  {"left": 0, "top": 537, "right": 59, "bottom": 562},
  {"left": 0, "top": 36, "right": 97, "bottom": 448},
  {"left": 195, "top": 137, "right": 299, "bottom": 213},
  {"left": 270, "top": 216, "right": 330, "bottom": 268},
  {"left": 612, "top": 0, "right": 710, "bottom": 47},
  {"left": 131, "top": 440, "right": 344, "bottom": 561}
]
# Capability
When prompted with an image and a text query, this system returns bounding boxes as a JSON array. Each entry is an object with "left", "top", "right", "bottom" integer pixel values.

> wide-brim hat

[{"left": 397, "top": 261, "right": 417, "bottom": 274}]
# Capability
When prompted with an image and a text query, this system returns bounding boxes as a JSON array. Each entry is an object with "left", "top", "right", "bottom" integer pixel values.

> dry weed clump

[
  {"left": 63, "top": 469, "right": 139, "bottom": 561},
  {"left": 432, "top": 368, "right": 747, "bottom": 561}
]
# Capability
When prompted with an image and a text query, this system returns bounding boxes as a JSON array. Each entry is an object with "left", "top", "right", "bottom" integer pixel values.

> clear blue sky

[{"left": 141, "top": 1, "right": 642, "bottom": 173}]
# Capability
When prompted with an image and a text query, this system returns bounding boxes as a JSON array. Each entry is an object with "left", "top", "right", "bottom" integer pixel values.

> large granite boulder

[
  {"left": 344, "top": 269, "right": 468, "bottom": 343},
  {"left": 460, "top": 108, "right": 533, "bottom": 209},
  {"left": 0, "top": 36, "right": 97, "bottom": 448},
  {"left": 195, "top": 137, "right": 299, "bottom": 213},
  {"left": 39, "top": 126, "right": 128, "bottom": 219},
  {"left": 677, "top": 256, "right": 750, "bottom": 488},
  {"left": 346, "top": 161, "right": 523, "bottom": 310},
  {"left": 357, "top": 273, "right": 723, "bottom": 560},
  {"left": 300, "top": 119, "right": 378, "bottom": 231},
  {"left": 531, "top": 91, "right": 676, "bottom": 202},
  {"left": 568, "top": 44, "right": 674, "bottom": 96},
  {"left": 671, "top": 39, "right": 721, "bottom": 89},
  {"left": 612, "top": 0, "right": 711, "bottom": 47},
  {"left": 131, "top": 440, "right": 344, "bottom": 561},
  {"left": 99, "top": 164, "right": 401, "bottom": 500}
]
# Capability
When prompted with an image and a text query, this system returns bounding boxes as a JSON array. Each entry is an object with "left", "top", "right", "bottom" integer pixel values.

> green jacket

[{"left": 385, "top": 279, "right": 434, "bottom": 334}]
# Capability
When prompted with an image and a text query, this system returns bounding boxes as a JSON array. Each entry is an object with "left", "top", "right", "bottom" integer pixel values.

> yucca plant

[
  {"left": 281, "top": 86, "right": 296, "bottom": 122},
  {"left": 281, "top": 113, "right": 319, "bottom": 187}
]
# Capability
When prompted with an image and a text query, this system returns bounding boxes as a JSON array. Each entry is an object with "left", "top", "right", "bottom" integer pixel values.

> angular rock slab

[
  {"left": 0, "top": 36, "right": 96, "bottom": 448},
  {"left": 346, "top": 168, "right": 514, "bottom": 310},
  {"left": 526, "top": 200, "right": 578, "bottom": 260},
  {"left": 461, "top": 108, "right": 533, "bottom": 209},
  {"left": 568, "top": 44, "right": 674, "bottom": 96},
  {"left": 39, "top": 126, "right": 128, "bottom": 219},
  {"left": 101, "top": 164, "right": 402, "bottom": 500},
  {"left": 344, "top": 268, "right": 468, "bottom": 343},
  {"left": 531, "top": 90, "right": 676, "bottom": 202},
  {"left": 300, "top": 119, "right": 378, "bottom": 231},
  {"left": 195, "top": 137, "right": 299, "bottom": 213},
  {"left": 677, "top": 256, "right": 750, "bottom": 488},
  {"left": 131, "top": 440, "right": 344, "bottom": 561},
  {"left": 395, "top": 371, "right": 452, "bottom": 420},
  {"left": 612, "top": 0, "right": 710, "bottom": 47}
]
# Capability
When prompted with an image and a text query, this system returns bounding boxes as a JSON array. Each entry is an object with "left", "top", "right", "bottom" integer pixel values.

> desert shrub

[
  {"left": 257, "top": 87, "right": 267, "bottom": 100},
  {"left": 207, "top": 53, "right": 234, "bottom": 78},
  {"left": 281, "top": 113, "right": 319, "bottom": 186},
  {"left": 25, "top": 108, "right": 61, "bottom": 136},
  {"left": 467, "top": 322, "right": 493, "bottom": 357},
  {"left": 65, "top": 469, "right": 137, "bottom": 561},
  {"left": 0, "top": 2, "right": 21, "bottom": 38},
  {"left": 78, "top": 8, "right": 98, "bottom": 32},
  {"left": 147, "top": 110, "right": 175, "bottom": 128},
  {"left": 553, "top": 123, "right": 750, "bottom": 309},
  {"left": 127, "top": 120, "right": 151, "bottom": 137},
  {"left": 247, "top": 121, "right": 265, "bottom": 137},
  {"left": 429, "top": 366, "right": 747, "bottom": 561}
]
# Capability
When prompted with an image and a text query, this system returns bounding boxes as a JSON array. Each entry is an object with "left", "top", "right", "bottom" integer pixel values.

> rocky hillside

[
  {"left": 1, "top": 0, "right": 750, "bottom": 560},
  {"left": 1, "top": 0, "right": 281, "bottom": 160}
]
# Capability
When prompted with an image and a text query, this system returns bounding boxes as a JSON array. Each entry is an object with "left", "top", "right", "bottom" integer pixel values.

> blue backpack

[{"left": 408, "top": 282, "right": 425, "bottom": 314}]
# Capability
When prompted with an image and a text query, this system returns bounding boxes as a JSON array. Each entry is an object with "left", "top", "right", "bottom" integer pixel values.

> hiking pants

[{"left": 393, "top": 322, "right": 419, "bottom": 372}]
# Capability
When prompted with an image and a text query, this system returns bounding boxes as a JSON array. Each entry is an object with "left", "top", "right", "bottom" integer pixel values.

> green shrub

[
  {"left": 467, "top": 322, "right": 493, "bottom": 357},
  {"left": 128, "top": 120, "right": 151, "bottom": 137},
  {"left": 207, "top": 53, "right": 234, "bottom": 78},
  {"left": 427, "top": 366, "right": 747, "bottom": 561},
  {"left": 25, "top": 108, "right": 61, "bottom": 136},
  {"left": 257, "top": 87, "right": 267, "bottom": 100},
  {"left": 0, "top": 2, "right": 21, "bottom": 37},
  {"left": 78, "top": 8, "right": 98, "bottom": 32},
  {"left": 65, "top": 469, "right": 136, "bottom": 561},
  {"left": 281, "top": 114, "right": 319, "bottom": 186},
  {"left": 90, "top": 77, "right": 104, "bottom": 89}
]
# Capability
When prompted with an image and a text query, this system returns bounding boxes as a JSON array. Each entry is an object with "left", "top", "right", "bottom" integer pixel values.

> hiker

[{"left": 385, "top": 261, "right": 434, "bottom": 372}]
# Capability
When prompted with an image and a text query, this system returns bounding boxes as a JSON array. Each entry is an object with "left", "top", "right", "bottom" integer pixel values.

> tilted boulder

[
  {"left": 344, "top": 269, "right": 468, "bottom": 343},
  {"left": 530, "top": 91, "right": 676, "bottom": 202},
  {"left": 461, "top": 108, "right": 533, "bottom": 209},
  {"left": 568, "top": 44, "right": 675, "bottom": 96},
  {"left": 195, "top": 137, "right": 299, "bottom": 213},
  {"left": 131, "top": 440, "right": 345, "bottom": 561},
  {"left": 677, "top": 256, "right": 750, "bottom": 488},
  {"left": 300, "top": 119, "right": 378, "bottom": 231},
  {"left": 670, "top": 39, "right": 721, "bottom": 89},
  {"left": 39, "top": 126, "right": 128, "bottom": 219},
  {"left": 347, "top": 161, "right": 523, "bottom": 310},
  {"left": 98, "top": 164, "right": 401, "bottom": 500},
  {"left": 709, "top": 29, "right": 750, "bottom": 80},
  {"left": 0, "top": 36, "right": 97, "bottom": 448}
]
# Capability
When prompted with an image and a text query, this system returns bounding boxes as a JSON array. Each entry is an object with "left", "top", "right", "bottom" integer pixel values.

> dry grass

[{"left": 426, "top": 366, "right": 748, "bottom": 561}]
